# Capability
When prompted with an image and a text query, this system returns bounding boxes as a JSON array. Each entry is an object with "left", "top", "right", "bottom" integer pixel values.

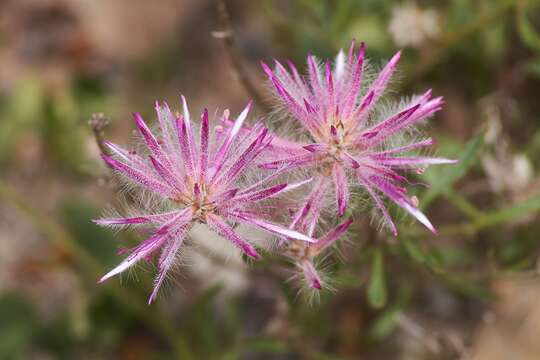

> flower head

[
  {"left": 261, "top": 42, "right": 456, "bottom": 235},
  {"left": 95, "top": 97, "right": 313, "bottom": 303},
  {"left": 284, "top": 177, "right": 353, "bottom": 291}
]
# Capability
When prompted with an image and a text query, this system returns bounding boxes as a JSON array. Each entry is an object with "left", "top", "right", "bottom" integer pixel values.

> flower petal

[
  {"left": 206, "top": 213, "right": 261, "bottom": 260},
  {"left": 333, "top": 164, "right": 348, "bottom": 217}
]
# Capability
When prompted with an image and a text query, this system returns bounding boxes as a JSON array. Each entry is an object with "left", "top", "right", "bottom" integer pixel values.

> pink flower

[
  {"left": 95, "top": 97, "right": 313, "bottom": 303},
  {"left": 260, "top": 42, "right": 456, "bottom": 235},
  {"left": 284, "top": 177, "right": 353, "bottom": 290}
]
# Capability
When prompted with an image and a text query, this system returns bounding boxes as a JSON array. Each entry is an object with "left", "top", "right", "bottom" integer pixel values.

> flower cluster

[{"left": 95, "top": 41, "right": 454, "bottom": 302}]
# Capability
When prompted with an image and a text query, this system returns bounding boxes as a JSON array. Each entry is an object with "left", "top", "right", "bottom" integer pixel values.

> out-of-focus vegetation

[{"left": 1, "top": 0, "right": 540, "bottom": 359}]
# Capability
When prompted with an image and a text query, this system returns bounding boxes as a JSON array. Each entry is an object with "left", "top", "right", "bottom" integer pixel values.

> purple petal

[
  {"left": 351, "top": 51, "right": 401, "bottom": 129},
  {"left": 357, "top": 175, "right": 398, "bottom": 236},
  {"left": 341, "top": 42, "right": 365, "bottom": 118},
  {"left": 99, "top": 208, "right": 193, "bottom": 283},
  {"left": 94, "top": 210, "right": 185, "bottom": 227},
  {"left": 368, "top": 176, "right": 436, "bottom": 234},
  {"left": 359, "top": 103, "right": 420, "bottom": 144},
  {"left": 270, "top": 76, "right": 307, "bottom": 120},
  {"left": 99, "top": 231, "right": 167, "bottom": 283},
  {"left": 258, "top": 153, "right": 317, "bottom": 170},
  {"left": 333, "top": 164, "right": 348, "bottom": 217},
  {"left": 373, "top": 156, "right": 458, "bottom": 168},
  {"left": 148, "top": 225, "right": 190, "bottom": 304},
  {"left": 237, "top": 166, "right": 291, "bottom": 195},
  {"left": 132, "top": 113, "right": 161, "bottom": 158},
  {"left": 175, "top": 115, "right": 196, "bottom": 178},
  {"left": 303, "top": 143, "right": 327, "bottom": 153},
  {"left": 211, "top": 101, "right": 252, "bottom": 179},
  {"left": 307, "top": 54, "right": 323, "bottom": 98},
  {"left": 325, "top": 60, "right": 334, "bottom": 98},
  {"left": 290, "top": 176, "right": 329, "bottom": 235},
  {"left": 210, "top": 188, "right": 239, "bottom": 203},
  {"left": 369, "top": 50, "right": 401, "bottom": 101},
  {"left": 230, "top": 212, "right": 315, "bottom": 243},
  {"left": 407, "top": 96, "right": 444, "bottom": 124},
  {"left": 214, "top": 128, "right": 269, "bottom": 186},
  {"left": 236, "top": 178, "right": 312, "bottom": 203},
  {"left": 94, "top": 217, "right": 149, "bottom": 226},
  {"left": 149, "top": 155, "right": 186, "bottom": 194},
  {"left": 154, "top": 101, "right": 178, "bottom": 163},
  {"left": 206, "top": 213, "right": 261, "bottom": 260},
  {"left": 104, "top": 141, "right": 148, "bottom": 169},
  {"left": 199, "top": 109, "right": 210, "bottom": 181},
  {"left": 301, "top": 259, "right": 322, "bottom": 290},
  {"left": 372, "top": 138, "right": 435, "bottom": 155},
  {"left": 101, "top": 154, "right": 171, "bottom": 196},
  {"left": 316, "top": 217, "right": 353, "bottom": 251}
]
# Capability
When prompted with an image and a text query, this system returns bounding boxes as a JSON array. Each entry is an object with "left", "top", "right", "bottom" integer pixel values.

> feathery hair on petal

[
  {"left": 278, "top": 175, "right": 352, "bottom": 292},
  {"left": 261, "top": 41, "right": 456, "bottom": 235},
  {"left": 95, "top": 97, "right": 313, "bottom": 303}
]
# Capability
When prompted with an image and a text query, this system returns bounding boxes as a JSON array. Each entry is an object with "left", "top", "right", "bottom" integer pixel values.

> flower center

[
  {"left": 191, "top": 183, "right": 217, "bottom": 222},
  {"left": 314, "top": 122, "right": 356, "bottom": 176},
  {"left": 173, "top": 182, "right": 217, "bottom": 222}
]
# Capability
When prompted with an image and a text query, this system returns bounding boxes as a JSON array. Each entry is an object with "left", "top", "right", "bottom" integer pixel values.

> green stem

[
  {"left": 444, "top": 189, "right": 484, "bottom": 220},
  {"left": 408, "top": 192, "right": 540, "bottom": 237}
]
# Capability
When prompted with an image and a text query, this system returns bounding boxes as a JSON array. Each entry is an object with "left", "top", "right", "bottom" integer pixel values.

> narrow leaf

[{"left": 367, "top": 248, "right": 387, "bottom": 309}]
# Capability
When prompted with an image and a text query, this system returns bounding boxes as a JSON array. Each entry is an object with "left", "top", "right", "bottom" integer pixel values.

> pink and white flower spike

[
  {"left": 94, "top": 97, "right": 313, "bottom": 303},
  {"left": 261, "top": 41, "right": 456, "bottom": 235},
  {"left": 284, "top": 177, "right": 354, "bottom": 292}
]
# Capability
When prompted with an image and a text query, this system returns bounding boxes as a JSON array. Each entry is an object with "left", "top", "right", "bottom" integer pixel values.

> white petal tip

[
  {"left": 97, "top": 274, "right": 111, "bottom": 284},
  {"left": 402, "top": 202, "right": 436, "bottom": 235},
  {"left": 98, "top": 257, "right": 137, "bottom": 284},
  {"left": 289, "top": 177, "right": 313, "bottom": 190},
  {"left": 436, "top": 158, "right": 459, "bottom": 164},
  {"left": 147, "top": 294, "right": 157, "bottom": 305}
]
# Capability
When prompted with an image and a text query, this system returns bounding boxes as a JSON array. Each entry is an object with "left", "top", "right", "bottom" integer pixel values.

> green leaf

[
  {"left": 403, "top": 239, "right": 426, "bottom": 264},
  {"left": 422, "top": 135, "right": 484, "bottom": 207},
  {"left": 369, "top": 282, "right": 411, "bottom": 341},
  {"left": 517, "top": 3, "right": 540, "bottom": 53},
  {"left": 476, "top": 192, "right": 540, "bottom": 229},
  {"left": 367, "top": 249, "right": 387, "bottom": 309},
  {"left": 402, "top": 239, "right": 444, "bottom": 273},
  {"left": 369, "top": 307, "right": 401, "bottom": 341}
]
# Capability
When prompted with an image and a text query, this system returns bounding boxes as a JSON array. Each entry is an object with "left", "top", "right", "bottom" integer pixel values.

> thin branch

[{"left": 214, "top": 0, "right": 271, "bottom": 113}]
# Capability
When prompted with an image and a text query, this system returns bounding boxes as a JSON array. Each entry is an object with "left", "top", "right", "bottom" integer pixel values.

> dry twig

[{"left": 214, "top": 0, "right": 270, "bottom": 113}]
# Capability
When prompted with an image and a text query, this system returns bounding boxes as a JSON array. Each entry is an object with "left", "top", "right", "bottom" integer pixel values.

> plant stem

[
  {"left": 444, "top": 190, "right": 484, "bottom": 220},
  {"left": 214, "top": 0, "right": 271, "bottom": 113},
  {"left": 408, "top": 191, "right": 540, "bottom": 238}
]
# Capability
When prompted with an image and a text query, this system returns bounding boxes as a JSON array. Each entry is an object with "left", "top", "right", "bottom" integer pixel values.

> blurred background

[{"left": 1, "top": 0, "right": 540, "bottom": 359}]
